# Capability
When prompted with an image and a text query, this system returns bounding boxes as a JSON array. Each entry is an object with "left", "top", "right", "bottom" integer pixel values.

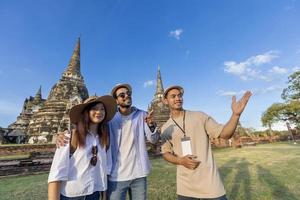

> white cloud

[
  {"left": 217, "top": 85, "right": 283, "bottom": 97},
  {"left": 272, "top": 122, "right": 288, "bottom": 131},
  {"left": 256, "top": 121, "right": 288, "bottom": 131},
  {"left": 143, "top": 80, "right": 155, "bottom": 88},
  {"left": 224, "top": 51, "right": 279, "bottom": 80},
  {"left": 216, "top": 90, "right": 246, "bottom": 96},
  {"left": 248, "top": 51, "right": 279, "bottom": 66},
  {"left": 292, "top": 66, "right": 300, "bottom": 72},
  {"left": 169, "top": 29, "right": 183, "bottom": 40},
  {"left": 269, "top": 66, "right": 288, "bottom": 74},
  {"left": 253, "top": 85, "right": 284, "bottom": 95},
  {"left": 224, "top": 61, "right": 247, "bottom": 76}
]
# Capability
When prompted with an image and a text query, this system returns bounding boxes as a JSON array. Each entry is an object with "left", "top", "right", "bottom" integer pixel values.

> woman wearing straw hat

[{"left": 48, "top": 95, "right": 117, "bottom": 200}]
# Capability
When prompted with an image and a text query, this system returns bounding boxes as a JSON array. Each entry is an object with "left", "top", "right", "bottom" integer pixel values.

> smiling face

[
  {"left": 115, "top": 87, "right": 132, "bottom": 108},
  {"left": 164, "top": 88, "right": 184, "bottom": 111},
  {"left": 88, "top": 103, "right": 106, "bottom": 124}
]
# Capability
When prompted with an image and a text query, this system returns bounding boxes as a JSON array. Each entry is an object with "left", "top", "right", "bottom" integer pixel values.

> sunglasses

[
  {"left": 90, "top": 145, "right": 98, "bottom": 166},
  {"left": 116, "top": 91, "right": 132, "bottom": 99}
]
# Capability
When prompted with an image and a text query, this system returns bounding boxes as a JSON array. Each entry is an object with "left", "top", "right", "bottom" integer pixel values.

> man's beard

[
  {"left": 119, "top": 98, "right": 132, "bottom": 108},
  {"left": 119, "top": 104, "right": 131, "bottom": 108}
]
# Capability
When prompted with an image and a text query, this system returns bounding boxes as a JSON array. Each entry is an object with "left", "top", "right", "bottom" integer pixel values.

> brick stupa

[
  {"left": 148, "top": 66, "right": 170, "bottom": 129},
  {"left": 27, "top": 38, "right": 89, "bottom": 139}
]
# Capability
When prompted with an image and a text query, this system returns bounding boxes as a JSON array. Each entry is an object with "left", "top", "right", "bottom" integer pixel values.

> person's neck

[
  {"left": 170, "top": 109, "right": 184, "bottom": 119},
  {"left": 88, "top": 123, "right": 98, "bottom": 134},
  {"left": 119, "top": 106, "right": 133, "bottom": 116}
]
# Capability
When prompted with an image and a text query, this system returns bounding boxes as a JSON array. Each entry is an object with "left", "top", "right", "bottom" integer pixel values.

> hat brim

[
  {"left": 163, "top": 85, "right": 184, "bottom": 98},
  {"left": 69, "top": 95, "right": 117, "bottom": 124},
  {"left": 111, "top": 83, "right": 132, "bottom": 98}
]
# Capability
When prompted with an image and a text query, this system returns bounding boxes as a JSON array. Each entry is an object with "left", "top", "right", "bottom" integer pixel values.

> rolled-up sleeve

[
  {"left": 160, "top": 125, "right": 174, "bottom": 154},
  {"left": 161, "top": 139, "right": 173, "bottom": 154},
  {"left": 48, "top": 144, "right": 70, "bottom": 183},
  {"left": 204, "top": 115, "right": 224, "bottom": 139}
]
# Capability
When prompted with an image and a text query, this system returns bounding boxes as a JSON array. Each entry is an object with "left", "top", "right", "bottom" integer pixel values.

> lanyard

[{"left": 171, "top": 110, "right": 186, "bottom": 138}]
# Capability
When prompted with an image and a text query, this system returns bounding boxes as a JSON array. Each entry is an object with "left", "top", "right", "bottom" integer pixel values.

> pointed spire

[
  {"left": 63, "top": 37, "right": 82, "bottom": 79},
  {"left": 155, "top": 65, "right": 164, "bottom": 96},
  {"left": 34, "top": 86, "right": 42, "bottom": 102},
  {"left": 21, "top": 99, "right": 27, "bottom": 114}
]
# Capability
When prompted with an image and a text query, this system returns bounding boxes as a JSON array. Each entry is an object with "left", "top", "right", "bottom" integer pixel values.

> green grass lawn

[{"left": 1, "top": 142, "right": 299, "bottom": 200}]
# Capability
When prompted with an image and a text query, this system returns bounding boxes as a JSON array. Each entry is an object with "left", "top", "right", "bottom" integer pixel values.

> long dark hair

[{"left": 71, "top": 102, "right": 109, "bottom": 152}]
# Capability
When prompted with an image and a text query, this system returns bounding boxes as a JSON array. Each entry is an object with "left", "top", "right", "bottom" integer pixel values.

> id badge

[{"left": 181, "top": 137, "right": 192, "bottom": 156}]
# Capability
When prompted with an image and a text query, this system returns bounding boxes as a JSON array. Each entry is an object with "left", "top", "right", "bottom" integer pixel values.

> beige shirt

[{"left": 161, "top": 111, "right": 226, "bottom": 198}]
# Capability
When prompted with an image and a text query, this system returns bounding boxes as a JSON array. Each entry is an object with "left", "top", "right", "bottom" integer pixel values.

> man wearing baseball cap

[
  {"left": 106, "top": 83, "right": 159, "bottom": 200},
  {"left": 161, "top": 85, "right": 252, "bottom": 200}
]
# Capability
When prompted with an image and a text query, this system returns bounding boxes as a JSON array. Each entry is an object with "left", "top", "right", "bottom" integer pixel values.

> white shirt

[
  {"left": 109, "top": 113, "right": 145, "bottom": 181},
  {"left": 48, "top": 132, "right": 107, "bottom": 197}
]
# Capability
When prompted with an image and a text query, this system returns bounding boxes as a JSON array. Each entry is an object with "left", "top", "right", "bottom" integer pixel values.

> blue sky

[{"left": 0, "top": 0, "right": 299, "bottom": 130}]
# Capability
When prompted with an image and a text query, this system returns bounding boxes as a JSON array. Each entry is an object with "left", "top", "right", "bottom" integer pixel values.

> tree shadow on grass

[
  {"left": 230, "top": 158, "right": 252, "bottom": 200},
  {"left": 256, "top": 165, "right": 298, "bottom": 200},
  {"left": 218, "top": 158, "right": 238, "bottom": 182},
  {"left": 219, "top": 158, "right": 252, "bottom": 200}
]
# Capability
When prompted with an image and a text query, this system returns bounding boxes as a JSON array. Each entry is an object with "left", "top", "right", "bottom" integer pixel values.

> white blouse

[{"left": 48, "top": 132, "right": 107, "bottom": 197}]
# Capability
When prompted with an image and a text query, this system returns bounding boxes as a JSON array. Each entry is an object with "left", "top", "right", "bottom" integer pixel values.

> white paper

[{"left": 181, "top": 140, "right": 192, "bottom": 156}]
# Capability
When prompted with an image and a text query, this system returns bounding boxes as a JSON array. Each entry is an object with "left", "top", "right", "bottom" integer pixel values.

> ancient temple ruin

[
  {"left": 148, "top": 66, "right": 170, "bottom": 129},
  {"left": 8, "top": 86, "right": 45, "bottom": 134},
  {"left": 27, "top": 38, "right": 89, "bottom": 140},
  {"left": 8, "top": 45, "right": 171, "bottom": 144}
]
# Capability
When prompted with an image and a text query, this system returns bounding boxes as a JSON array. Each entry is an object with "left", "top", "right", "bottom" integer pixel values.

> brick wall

[{"left": 0, "top": 144, "right": 56, "bottom": 156}]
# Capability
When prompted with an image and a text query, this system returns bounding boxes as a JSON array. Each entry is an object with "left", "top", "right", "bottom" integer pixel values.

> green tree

[
  {"left": 284, "top": 100, "right": 300, "bottom": 128},
  {"left": 281, "top": 71, "right": 300, "bottom": 101},
  {"left": 261, "top": 101, "right": 300, "bottom": 129},
  {"left": 262, "top": 70, "right": 300, "bottom": 129},
  {"left": 261, "top": 103, "right": 284, "bottom": 126}
]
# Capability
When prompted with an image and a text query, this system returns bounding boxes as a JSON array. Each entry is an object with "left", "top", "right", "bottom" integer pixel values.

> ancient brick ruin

[
  {"left": 7, "top": 38, "right": 89, "bottom": 143},
  {"left": 148, "top": 66, "right": 170, "bottom": 130}
]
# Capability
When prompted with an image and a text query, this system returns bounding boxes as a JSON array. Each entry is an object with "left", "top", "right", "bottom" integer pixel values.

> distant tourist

[
  {"left": 56, "top": 83, "right": 160, "bottom": 200},
  {"left": 160, "top": 85, "right": 252, "bottom": 200},
  {"left": 48, "top": 95, "right": 117, "bottom": 200}
]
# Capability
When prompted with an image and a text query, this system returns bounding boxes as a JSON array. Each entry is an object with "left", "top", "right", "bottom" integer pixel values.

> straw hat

[
  {"left": 111, "top": 83, "right": 132, "bottom": 98},
  {"left": 69, "top": 95, "right": 117, "bottom": 124},
  {"left": 163, "top": 85, "right": 184, "bottom": 98}
]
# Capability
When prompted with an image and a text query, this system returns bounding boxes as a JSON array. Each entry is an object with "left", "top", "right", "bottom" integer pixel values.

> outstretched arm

[{"left": 220, "top": 91, "right": 252, "bottom": 139}]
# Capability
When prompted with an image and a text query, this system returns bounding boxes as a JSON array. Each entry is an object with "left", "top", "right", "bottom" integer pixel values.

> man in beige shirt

[{"left": 160, "top": 85, "right": 252, "bottom": 200}]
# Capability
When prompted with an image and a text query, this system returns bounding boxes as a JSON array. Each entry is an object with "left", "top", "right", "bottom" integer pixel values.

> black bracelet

[{"left": 148, "top": 124, "right": 156, "bottom": 132}]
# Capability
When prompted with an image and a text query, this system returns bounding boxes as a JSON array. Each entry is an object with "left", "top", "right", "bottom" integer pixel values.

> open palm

[{"left": 232, "top": 91, "right": 252, "bottom": 116}]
